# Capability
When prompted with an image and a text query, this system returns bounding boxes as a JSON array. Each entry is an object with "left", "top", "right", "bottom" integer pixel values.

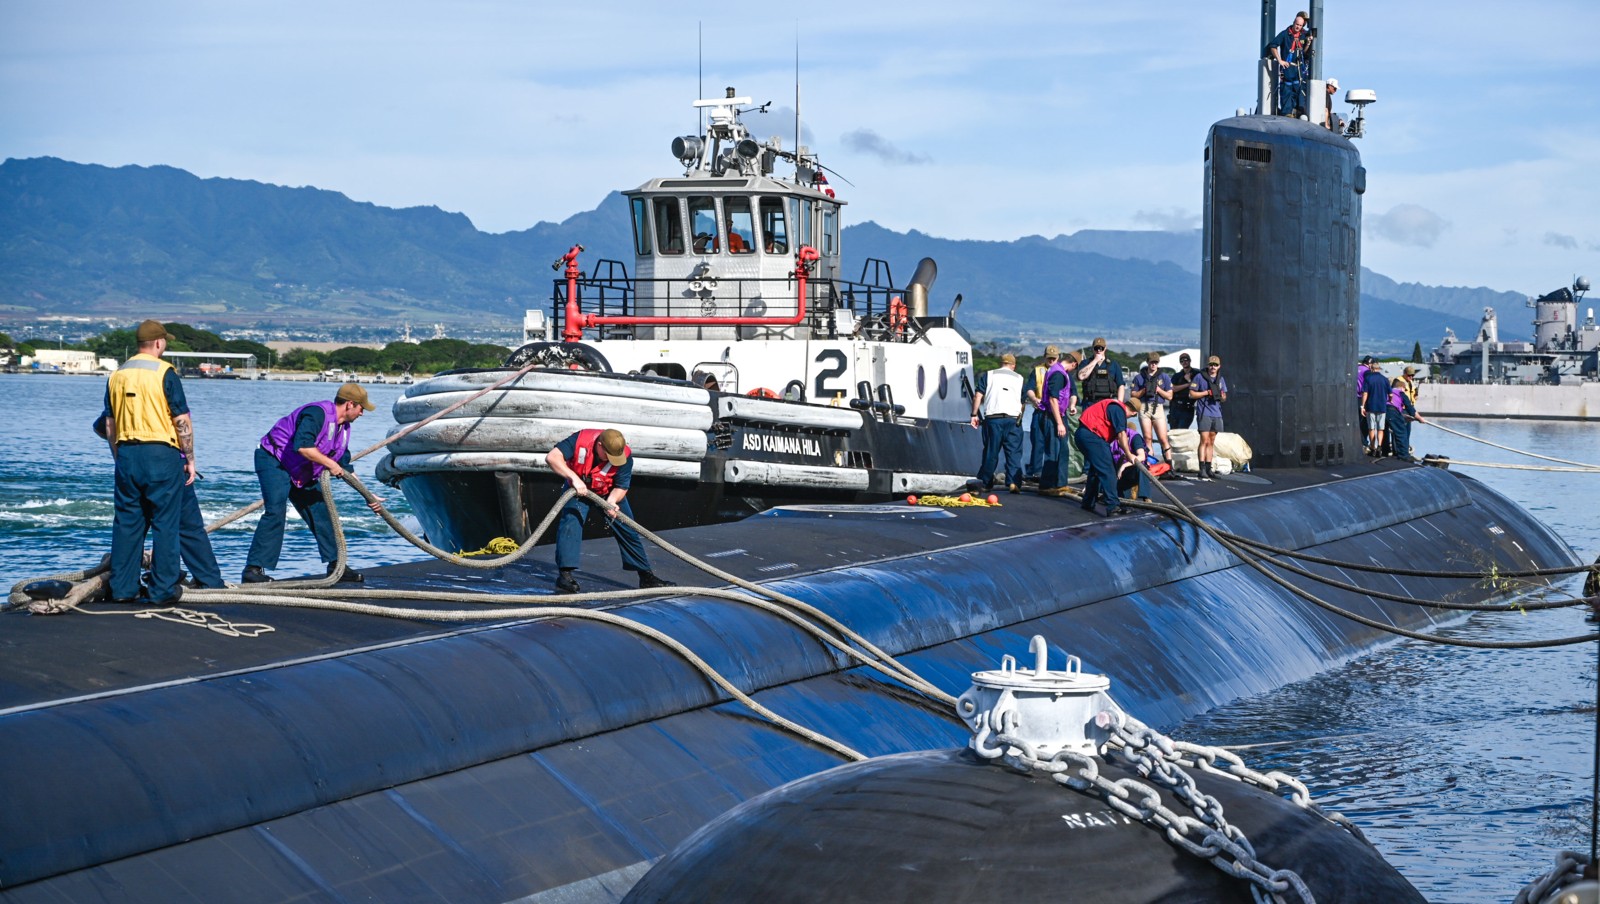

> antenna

[
  {"left": 698, "top": 22, "right": 705, "bottom": 136},
  {"left": 794, "top": 24, "right": 802, "bottom": 182}
]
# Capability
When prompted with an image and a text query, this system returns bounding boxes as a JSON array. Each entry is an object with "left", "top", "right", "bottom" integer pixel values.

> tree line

[{"left": 2, "top": 324, "right": 511, "bottom": 375}]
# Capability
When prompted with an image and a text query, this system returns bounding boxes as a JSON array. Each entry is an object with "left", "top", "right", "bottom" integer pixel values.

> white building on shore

[{"left": 23, "top": 350, "right": 115, "bottom": 373}]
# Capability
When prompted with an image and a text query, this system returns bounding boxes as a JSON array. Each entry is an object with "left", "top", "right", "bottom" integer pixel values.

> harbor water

[{"left": 2, "top": 373, "right": 1595, "bottom": 901}]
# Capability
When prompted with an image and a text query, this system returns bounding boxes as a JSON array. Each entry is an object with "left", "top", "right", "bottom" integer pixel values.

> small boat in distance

[{"left": 379, "top": 88, "right": 982, "bottom": 550}]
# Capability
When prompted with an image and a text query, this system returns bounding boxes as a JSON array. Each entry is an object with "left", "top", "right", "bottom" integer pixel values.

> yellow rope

[
  {"left": 913, "top": 494, "right": 1001, "bottom": 508},
  {"left": 458, "top": 537, "right": 522, "bottom": 556}
]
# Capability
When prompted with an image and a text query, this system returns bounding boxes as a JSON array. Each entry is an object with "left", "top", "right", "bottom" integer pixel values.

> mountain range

[{"left": 0, "top": 156, "right": 1528, "bottom": 350}]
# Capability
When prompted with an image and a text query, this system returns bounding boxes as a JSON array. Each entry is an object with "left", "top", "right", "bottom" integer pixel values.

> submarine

[{"left": 0, "top": 5, "right": 1588, "bottom": 902}]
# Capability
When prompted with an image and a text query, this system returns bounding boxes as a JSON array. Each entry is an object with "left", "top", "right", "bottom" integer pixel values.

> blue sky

[{"left": 3, "top": 1, "right": 1597, "bottom": 297}]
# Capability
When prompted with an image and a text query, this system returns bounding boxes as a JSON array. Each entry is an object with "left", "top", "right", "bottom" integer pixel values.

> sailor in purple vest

[
  {"left": 1037, "top": 352, "right": 1081, "bottom": 495},
  {"left": 242, "top": 383, "right": 385, "bottom": 584}
]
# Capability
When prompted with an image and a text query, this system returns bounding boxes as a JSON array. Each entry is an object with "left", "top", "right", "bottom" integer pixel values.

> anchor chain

[{"left": 989, "top": 724, "right": 1314, "bottom": 904}]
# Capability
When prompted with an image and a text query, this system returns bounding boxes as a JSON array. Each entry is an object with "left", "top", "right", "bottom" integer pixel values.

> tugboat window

[
  {"left": 821, "top": 207, "right": 838, "bottom": 256},
  {"left": 689, "top": 196, "right": 719, "bottom": 253},
  {"left": 792, "top": 199, "right": 812, "bottom": 248},
  {"left": 630, "top": 197, "right": 653, "bottom": 256},
  {"left": 725, "top": 197, "right": 755, "bottom": 255},
  {"left": 654, "top": 198, "right": 684, "bottom": 255},
  {"left": 760, "top": 198, "right": 788, "bottom": 254}
]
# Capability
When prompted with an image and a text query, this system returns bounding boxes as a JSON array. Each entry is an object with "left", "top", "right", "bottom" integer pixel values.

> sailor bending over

[
  {"left": 1074, "top": 399, "right": 1138, "bottom": 517},
  {"left": 546, "top": 428, "right": 675, "bottom": 594}
]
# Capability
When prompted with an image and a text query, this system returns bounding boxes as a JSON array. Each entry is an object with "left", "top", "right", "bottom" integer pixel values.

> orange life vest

[{"left": 570, "top": 428, "right": 629, "bottom": 496}]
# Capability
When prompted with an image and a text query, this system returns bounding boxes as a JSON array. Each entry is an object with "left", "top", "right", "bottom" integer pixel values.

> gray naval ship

[
  {"left": 1417, "top": 277, "right": 1600, "bottom": 419},
  {"left": 0, "top": 4, "right": 1588, "bottom": 902}
]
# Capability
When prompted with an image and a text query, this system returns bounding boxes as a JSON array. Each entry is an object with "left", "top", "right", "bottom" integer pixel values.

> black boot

[
  {"left": 327, "top": 563, "right": 364, "bottom": 584},
  {"left": 241, "top": 565, "right": 274, "bottom": 584},
  {"left": 555, "top": 569, "right": 581, "bottom": 594},
  {"left": 639, "top": 571, "right": 676, "bottom": 590}
]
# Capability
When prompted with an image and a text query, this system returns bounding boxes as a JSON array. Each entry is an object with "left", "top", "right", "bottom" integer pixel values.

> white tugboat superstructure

[{"left": 379, "top": 88, "right": 983, "bottom": 550}]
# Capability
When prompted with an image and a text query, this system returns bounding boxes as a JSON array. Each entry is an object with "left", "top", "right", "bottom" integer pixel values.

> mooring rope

[
  {"left": 1128, "top": 463, "right": 1600, "bottom": 650},
  {"left": 1426, "top": 420, "right": 1600, "bottom": 472},
  {"left": 1427, "top": 458, "right": 1600, "bottom": 473}
]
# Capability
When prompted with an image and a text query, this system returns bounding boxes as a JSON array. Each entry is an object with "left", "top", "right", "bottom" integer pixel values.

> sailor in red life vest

[
  {"left": 545, "top": 428, "right": 676, "bottom": 594},
  {"left": 1072, "top": 398, "right": 1139, "bottom": 517}
]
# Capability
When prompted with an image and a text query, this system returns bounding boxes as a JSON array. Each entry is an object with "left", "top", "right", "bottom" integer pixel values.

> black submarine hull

[{"left": 0, "top": 464, "right": 1577, "bottom": 902}]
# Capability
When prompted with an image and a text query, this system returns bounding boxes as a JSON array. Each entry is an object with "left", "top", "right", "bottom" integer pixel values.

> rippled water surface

[
  {"left": 2, "top": 376, "right": 1596, "bottom": 901},
  {"left": 1175, "top": 417, "right": 1599, "bottom": 903},
  {"left": 1, "top": 374, "right": 421, "bottom": 585}
]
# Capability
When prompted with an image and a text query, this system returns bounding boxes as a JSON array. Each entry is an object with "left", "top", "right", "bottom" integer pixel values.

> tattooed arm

[{"left": 173, "top": 413, "right": 196, "bottom": 484}]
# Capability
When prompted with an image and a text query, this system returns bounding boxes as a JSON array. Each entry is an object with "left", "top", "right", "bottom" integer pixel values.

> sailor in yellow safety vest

[{"left": 102, "top": 319, "right": 195, "bottom": 604}]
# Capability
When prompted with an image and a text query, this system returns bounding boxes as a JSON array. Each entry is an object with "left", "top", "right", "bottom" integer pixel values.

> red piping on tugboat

[{"left": 561, "top": 245, "right": 821, "bottom": 342}]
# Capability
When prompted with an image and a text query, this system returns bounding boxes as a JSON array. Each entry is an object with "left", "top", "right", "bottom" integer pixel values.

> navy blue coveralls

[
  {"left": 553, "top": 433, "right": 652, "bottom": 574},
  {"left": 95, "top": 413, "right": 223, "bottom": 589},
  {"left": 104, "top": 362, "right": 189, "bottom": 601}
]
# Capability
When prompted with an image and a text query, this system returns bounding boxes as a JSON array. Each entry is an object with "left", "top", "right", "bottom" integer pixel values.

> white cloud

[
  {"left": 1134, "top": 208, "right": 1201, "bottom": 232},
  {"left": 1368, "top": 204, "right": 1449, "bottom": 248}
]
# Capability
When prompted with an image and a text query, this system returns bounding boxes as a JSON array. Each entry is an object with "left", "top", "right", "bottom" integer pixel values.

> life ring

[{"left": 746, "top": 387, "right": 780, "bottom": 399}]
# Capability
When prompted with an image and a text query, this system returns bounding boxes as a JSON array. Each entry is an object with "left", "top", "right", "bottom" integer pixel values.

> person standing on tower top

[{"left": 1267, "top": 10, "right": 1312, "bottom": 118}]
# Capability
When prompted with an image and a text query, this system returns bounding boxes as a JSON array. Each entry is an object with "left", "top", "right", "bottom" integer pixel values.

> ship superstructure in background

[
  {"left": 379, "top": 89, "right": 980, "bottom": 551},
  {"left": 1428, "top": 277, "right": 1600, "bottom": 384}
]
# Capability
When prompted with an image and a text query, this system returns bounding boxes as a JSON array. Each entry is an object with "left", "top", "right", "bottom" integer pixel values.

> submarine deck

[
  {"left": 0, "top": 459, "right": 1579, "bottom": 902},
  {"left": 1, "top": 459, "right": 1470, "bottom": 711}
]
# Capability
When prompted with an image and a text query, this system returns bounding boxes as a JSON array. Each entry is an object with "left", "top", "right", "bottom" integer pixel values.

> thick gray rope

[{"left": 1427, "top": 420, "right": 1600, "bottom": 471}]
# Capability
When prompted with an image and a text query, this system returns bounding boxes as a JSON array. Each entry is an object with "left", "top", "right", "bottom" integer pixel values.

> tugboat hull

[{"left": 380, "top": 368, "right": 978, "bottom": 549}]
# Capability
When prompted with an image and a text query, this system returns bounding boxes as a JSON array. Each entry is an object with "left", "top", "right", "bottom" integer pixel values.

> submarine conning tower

[{"left": 1202, "top": 1, "right": 1367, "bottom": 468}]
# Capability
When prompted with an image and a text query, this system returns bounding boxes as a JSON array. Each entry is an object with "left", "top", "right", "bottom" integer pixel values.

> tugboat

[{"left": 379, "top": 89, "right": 982, "bottom": 550}]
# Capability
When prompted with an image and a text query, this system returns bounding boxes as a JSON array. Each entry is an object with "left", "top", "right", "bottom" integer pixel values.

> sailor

[
  {"left": 1396, "top": 364, "right": 1420, "bottom": 403},
  {"left": 1359, "top": 362, "right": 1391, "bottom": 458},
  {"left": 1022, "top": 345, "right": 1059, "bottom": 482},
  {"left": 1356, "top": 356, "right": 1373, "bottom": 450},
  {"left": 1385, "top": 381, "right": 1426, "bottom": 462},
  {"left": 102, "top": 319, "right": 192, "bottom": 604},
  {"left": 242, "top": 383, "right": 385, "bottom": 584},
  {"left": 1267, "top": 10, "right": 1312, "bottom": 117},
  {"left": 970, "top": 353, "right": 1025, "bottom": 493},
  {"left": 546, "top": 428, "right": 676, "bottom": 594},
  {"left": 1323, "top": 77, "right": 1344, "bottom": 132},
  {"left": 1111, "top": 400, "right": 1152, "bottom": 498},
  {"left": 1073, "top": 398, "right": 1138, "bottom": 517},
  {"left": 94, "top": 412, "right": 223, "bottom": 590},
  {"left": 1130, "top": 352, "right": 1174, "bottom": 465},
  {"left": 1190, "top": 355, "right": 1229, "bottom": 480},
  {"left": 1038, "top": 351, "right": 1082, "bottom": 496},
  {"left": 1169, "top": 352, "right": 1199, "bottom": 430},
  {"left": 1075, "top": 338, "right": 1125, "bottom": 406}
]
